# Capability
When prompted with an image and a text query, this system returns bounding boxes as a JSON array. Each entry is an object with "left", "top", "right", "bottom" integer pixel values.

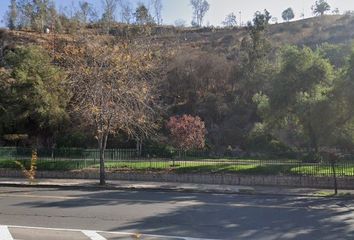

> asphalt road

[{"left": 0, "top": 186, "right": 354, "bottom": 240}]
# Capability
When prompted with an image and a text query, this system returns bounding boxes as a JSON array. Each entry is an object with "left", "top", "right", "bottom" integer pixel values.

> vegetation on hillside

[{"left": 1, "top": 0, "right": 354, "bottom": 160}]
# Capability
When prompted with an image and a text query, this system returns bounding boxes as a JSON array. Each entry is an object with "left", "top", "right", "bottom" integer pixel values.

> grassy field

[{"left": 1, "top": 158, "right": 354, "bottom": 177}]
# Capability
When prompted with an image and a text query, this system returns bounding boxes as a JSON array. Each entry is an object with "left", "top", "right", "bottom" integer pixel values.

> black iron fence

[{"left": 0, "top": 147, "right": 353, "bottom": 177}]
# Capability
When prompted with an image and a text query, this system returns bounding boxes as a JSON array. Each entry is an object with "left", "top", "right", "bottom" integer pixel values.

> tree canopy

[
  {"left": 167, "top": 115, "right": 206, "bottom": 151},
  {"left": 282, "top": 8, "right": 295, "bottom": 22},
  {"left": 258, "top": 46, "right": 335, "bottom": 153},
  {"left": 134, "top": 4, "right": 154, "bottom": 25},
  {"left": 312, "top": 0, "right": 331, "bottom": 16},
  {"left": 190, "top": 0, "right": 210, "bottom": 27},
  {"left": 0, "top": 46, "right": 68, "bottom": 146},
  {"left": 222, "top": 12, "right": 237, "bottom": 27}
]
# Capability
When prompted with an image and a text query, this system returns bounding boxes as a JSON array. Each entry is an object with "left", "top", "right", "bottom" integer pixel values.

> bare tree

[
  {"left": 332, "top": 8, "right": 340, "bottom": 15},
  {"left": 6, "top": 0, "right": 18, "bottom": 30},
  {"left": 66, "top": 40, "right": 161, "bottom": 185},
  {"left": 101, "top": 0, "right": 117, "bottom": 32},
  {"left": 190, "top": 0, "right": 210, "bottom": 27},
  {"left": 174, "top": 19, "right": 186, "bottom": 27},
  {"left": 151, "top": 0, "right": 163, "bottom": 25},
  {"left": 222, "top": 12, "right": 237, "bottom": 28},
  {"left": 76, "top": 1, "right": 97, "bottom": 25},
  {"left": 16, "top": 0, "right": 33, "bottom": 29},
  {"left": 118, "top": 0, "right": 133, "bottom": 24},
  {"left": 16, "top": 0, "right": 55, "bottom": 32},
  {"left": 33, "top": 0, "right": 52, "bottom": 32}
]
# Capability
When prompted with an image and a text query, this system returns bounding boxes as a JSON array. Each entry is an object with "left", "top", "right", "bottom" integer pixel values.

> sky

[{"left": 1, "top": 0, "right": 354, "bottom": 27}]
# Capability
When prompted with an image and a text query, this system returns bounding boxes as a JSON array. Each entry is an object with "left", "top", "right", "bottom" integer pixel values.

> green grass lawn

[
  {"left": 1, "top": 158, "right": 354, "bottom": 176},
  {"left": 0, "top": 159, "right": 96, "bottom": 171}
]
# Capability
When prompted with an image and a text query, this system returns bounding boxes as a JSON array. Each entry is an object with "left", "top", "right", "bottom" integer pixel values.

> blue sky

[{"left": 1, "top": 0, "right": 354, "bottom": 27}]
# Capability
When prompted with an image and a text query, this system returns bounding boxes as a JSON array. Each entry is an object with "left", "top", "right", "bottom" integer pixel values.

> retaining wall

[{"left": 1, "top": 169, "right": 354, "bottom": 189}]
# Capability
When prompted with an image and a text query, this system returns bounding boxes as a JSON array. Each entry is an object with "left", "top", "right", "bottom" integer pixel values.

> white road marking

[
  {"left": 82, "top": 230, "right": 107, "bottom": 240},
  {"left": 0, "top": 226, "right": 14, "bottom": 240},
  {"left": 5, "top": 225, "right": 218, "bottom": 240}
]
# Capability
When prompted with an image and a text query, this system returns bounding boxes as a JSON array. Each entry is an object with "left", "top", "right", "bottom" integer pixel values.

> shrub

[{"left": 166, "top": 115, "right": 207, "bottom": 151}]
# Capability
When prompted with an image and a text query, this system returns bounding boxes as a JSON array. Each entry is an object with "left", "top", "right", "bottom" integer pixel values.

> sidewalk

[{"left": 0, "top": 177, "right": 352, "bottom": 197}]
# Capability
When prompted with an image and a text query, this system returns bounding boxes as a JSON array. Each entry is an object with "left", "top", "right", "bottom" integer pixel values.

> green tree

[
  {"left": 312, "top": 0, "right": 331, "bottom": 16},
  {"left": 318, "top": 43, "right": 351, "bottom": 69},
  {"left": 215, "top": 9, "right": 274, "bottom": 151},
  {"left": 249, "top": 9, "right": 271, "bottom": 31},
  {"left": 262, "top": 46, "right": 335, "bottom": 155},
  {"left": 134, "top": 4, "right": 154, "bottom": 25},
  {"left": 0, "top": 46, "right": 68, "bottom": 146},
  {"left": 328, "top": 48, "right": 354, "bottom": 148},
  {"left": 232, "top": 9, "right": 273, "bottom": 105},
  {"left": 0, "top": 68, "right": 13, "bottom": 126},
  {"left": 282, "top": 7, "right": 295, "bottom": 22}
]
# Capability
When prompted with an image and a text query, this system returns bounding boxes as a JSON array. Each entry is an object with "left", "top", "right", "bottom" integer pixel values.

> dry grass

[{"left": 3, "top": 15, "right": 354, "bottom": 58}]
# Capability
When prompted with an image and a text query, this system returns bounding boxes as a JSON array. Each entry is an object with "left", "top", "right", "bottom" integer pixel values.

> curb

[
  {"left": 0, "top": 182, "right": 255, "bottom": 195},
  {"left": 1, "top": 181, "right": 353, "bottom": 199}
]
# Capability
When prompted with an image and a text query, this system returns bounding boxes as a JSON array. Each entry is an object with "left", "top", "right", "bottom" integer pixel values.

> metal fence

[{"left": 0, "top": 147, "right": 354, "bottom": 177}]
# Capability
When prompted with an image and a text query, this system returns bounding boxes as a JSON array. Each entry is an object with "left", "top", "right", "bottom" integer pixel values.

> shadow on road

[{"left": 11, "top": 188, "right": 354, "bottom": 239}]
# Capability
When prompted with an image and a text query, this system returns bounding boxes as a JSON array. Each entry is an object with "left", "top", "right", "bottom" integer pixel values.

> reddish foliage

[{"left": 166, "top": 115, "right": 207, "bottom": 150}]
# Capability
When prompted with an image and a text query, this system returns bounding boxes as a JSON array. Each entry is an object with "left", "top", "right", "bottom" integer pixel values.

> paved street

[{"left": 0, "top": 186, "right": 354, "bottom": 240}]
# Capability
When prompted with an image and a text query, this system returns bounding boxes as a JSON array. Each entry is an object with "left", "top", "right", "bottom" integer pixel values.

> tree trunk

[
  {"left": 99, "top": 147, "right": 105, "bottom": 185},
  {"left": 330, "top": 157, "right": 338, "bottom": 195},
  {"left": 98, "top": 138, "right": 105, "bottom": 185},
  {"left": 98, "top": 133, "right": 109, "bottom": 185},
  {"left": 307, "top": 123, "right": 319, "bottom": 157},
  {"left": 136, "top": 138, "right": 143, "bottom": 156}
]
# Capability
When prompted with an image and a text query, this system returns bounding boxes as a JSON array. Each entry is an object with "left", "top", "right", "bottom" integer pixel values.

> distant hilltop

[{"left": 2, "top": 15, "right": 354, "bottom": 55}]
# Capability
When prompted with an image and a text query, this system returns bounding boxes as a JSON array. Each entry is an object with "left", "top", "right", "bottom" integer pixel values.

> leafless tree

[
  {"left": 151, "top": 0, "right": 163, "bottom": 25},
  {"left": 222, "top": 12, "right": 237, "bottom": 28},
  {"left": 66, "top": 40, "right": 161, "bottom": 185},
  {"left": 174, "top": 19, "right": 186, "bottom": 27},
  {"left": 76, "top": 1, "right": 97, "bottom": 25},
  {"left": 101, "top": 0, "right": 117, "bottom": 32},
  {"left": 6, "top": 0, "right": 18, "bottom": 30},
  {"left": 190, "top": 0, "right": 210, "bottom": 27},
  {"left": 118, "top": 0, "right": 133, "bottom": 24}
]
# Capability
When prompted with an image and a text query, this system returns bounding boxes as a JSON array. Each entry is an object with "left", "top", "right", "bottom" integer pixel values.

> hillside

[
  {"left": 2, "top": 14, "right": 354, "bottom": 151},
  {"left": 1, "top": 14, "right": 354, "bottom": 57}
]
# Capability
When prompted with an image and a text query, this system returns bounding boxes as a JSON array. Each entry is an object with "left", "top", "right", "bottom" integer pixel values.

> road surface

[{"left": 0, "top": 186, "right": 353, "bottom": 239}]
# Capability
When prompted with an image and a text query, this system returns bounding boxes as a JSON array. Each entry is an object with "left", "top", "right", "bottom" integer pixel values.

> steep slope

[{"left": 2, "top": 15, "right": 354, "bottom": 55}]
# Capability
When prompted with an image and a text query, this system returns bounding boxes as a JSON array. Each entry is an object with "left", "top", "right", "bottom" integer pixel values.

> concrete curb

[
  {"left": 2, "top": 180, "right": 353, "bottom": 199},
  {"left": 0, "top": 181, "right": 256, "bottom": 195},
  {"left": 2, "top": 182, "right": 353, "bottom": 200},
  {"left": 1, "top": 181, "right": 354, "bottom": 200}
]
